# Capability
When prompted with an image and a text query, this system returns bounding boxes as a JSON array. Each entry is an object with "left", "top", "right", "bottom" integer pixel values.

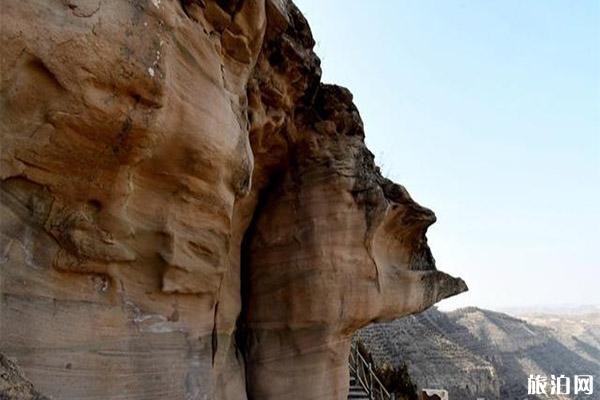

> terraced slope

[{"left": 356, "top": 307, "right": 600, "bottom": 400}]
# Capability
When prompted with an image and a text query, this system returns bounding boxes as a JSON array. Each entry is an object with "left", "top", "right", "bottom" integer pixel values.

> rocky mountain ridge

[{"left": 356, "top": 307, "right": 600, "bottom": 400}]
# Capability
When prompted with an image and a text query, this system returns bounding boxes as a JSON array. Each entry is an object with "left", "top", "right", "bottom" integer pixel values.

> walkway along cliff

[{"left": 0, "top": 0, "right": 467, "bottom": 398}]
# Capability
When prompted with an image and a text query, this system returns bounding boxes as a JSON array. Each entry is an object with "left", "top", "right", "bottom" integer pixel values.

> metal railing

[{"left": 349, "top": 342, "right": 395, "bottom": 400}]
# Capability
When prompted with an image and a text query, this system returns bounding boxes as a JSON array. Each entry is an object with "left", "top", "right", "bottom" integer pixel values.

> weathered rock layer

[{"left": 0, "top": 1, "right": 466, "bottom": 399}]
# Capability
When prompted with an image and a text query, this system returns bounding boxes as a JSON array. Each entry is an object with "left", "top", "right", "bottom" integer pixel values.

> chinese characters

[{"left": 528, "top": 374, "right": 594, "bottom": 396}]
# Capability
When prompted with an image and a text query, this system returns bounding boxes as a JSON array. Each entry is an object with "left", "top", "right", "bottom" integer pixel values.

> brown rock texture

[
  {"left": 0, "top": 353, "right": 49, "bottom": 400},
  {"left": 0, "top": 1, "right": 466, "bottom": 399}
]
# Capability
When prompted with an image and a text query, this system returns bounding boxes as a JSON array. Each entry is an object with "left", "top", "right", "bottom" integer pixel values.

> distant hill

[
  {"left": 355, "top": 307, "right": 600, "bottom": 400},
  {"left": 499, "top": 305, "right": 600, "bottom": 316}
]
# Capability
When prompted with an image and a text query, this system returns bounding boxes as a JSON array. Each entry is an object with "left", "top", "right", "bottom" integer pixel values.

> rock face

[
  {"left": 356, "top": 307, "right": 600, "bottom": 400},
  {"left": 0, "top": 354, "right": 49, "bottom": 400},
  {"left": 0, "top": 1, "right": 466, "bottom": 399}
]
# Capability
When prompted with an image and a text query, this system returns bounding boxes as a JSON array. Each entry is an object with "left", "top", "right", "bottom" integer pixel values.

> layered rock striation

[{"left": 0, "top": 1, "right": 466, "bottom": 399}]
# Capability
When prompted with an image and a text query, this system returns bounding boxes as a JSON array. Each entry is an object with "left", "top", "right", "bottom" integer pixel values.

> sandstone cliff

[
  {"left": 0, "top": 1, "right": 466, "bottom": 399},
  {"left": 356, "top": 307, "right": 600, "bottom": 400},
  {"left": 0, "top": 354, "right": 49, "bottom": 400}
]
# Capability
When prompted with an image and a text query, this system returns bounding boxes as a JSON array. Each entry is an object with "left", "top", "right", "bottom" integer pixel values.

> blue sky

[{"left": 294, "top": 0, "right": 600, "bottom": 309}]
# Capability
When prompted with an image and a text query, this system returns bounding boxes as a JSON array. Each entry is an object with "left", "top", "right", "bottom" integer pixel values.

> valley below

[{"left": 355, "top": 306, "right": 600, "bottom": 400}]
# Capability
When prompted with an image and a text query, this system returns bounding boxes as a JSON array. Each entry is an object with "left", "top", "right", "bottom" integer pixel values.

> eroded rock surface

[
  {"left": 0, "top": 1, "right": 466, "bottom": 399},
  {"left": 0, "top": 354, "right": 49, "bottom": 400}
]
